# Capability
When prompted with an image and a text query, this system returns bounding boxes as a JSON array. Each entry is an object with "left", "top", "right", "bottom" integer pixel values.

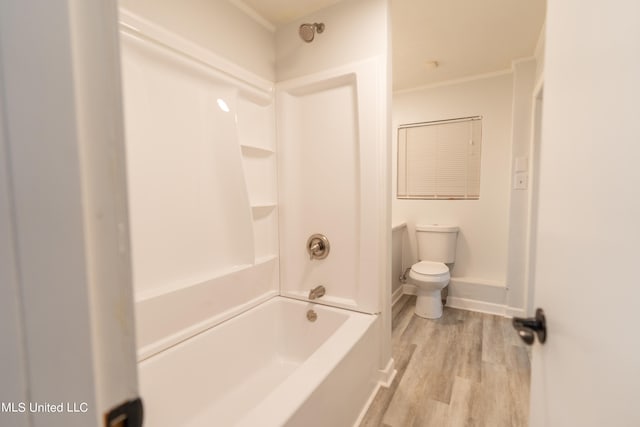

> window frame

[{"left": 396, "top": 116, "right": 482, "bottom": 200}]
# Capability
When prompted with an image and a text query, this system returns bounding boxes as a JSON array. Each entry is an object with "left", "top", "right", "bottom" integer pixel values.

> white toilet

[{"left": 409, "top": 224, "right": 459, "bottom": 319}]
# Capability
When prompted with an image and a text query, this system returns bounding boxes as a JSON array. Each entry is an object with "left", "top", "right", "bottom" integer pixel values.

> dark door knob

[{"left": 512, "top": 308, "right": 547, "bottom": 345}]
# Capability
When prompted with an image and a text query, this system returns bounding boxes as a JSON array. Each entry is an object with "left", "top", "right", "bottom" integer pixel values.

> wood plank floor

[{"left": 360, "top": 295, "right": 531, "bottom": 427}]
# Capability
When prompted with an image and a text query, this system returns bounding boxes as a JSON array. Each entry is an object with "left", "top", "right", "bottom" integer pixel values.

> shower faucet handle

[
  {"left": 307, "top": 234, "right": 330, "bottom": 260},
  {"left": 309, "top": 241, "right": 321, "bottom": 259}
]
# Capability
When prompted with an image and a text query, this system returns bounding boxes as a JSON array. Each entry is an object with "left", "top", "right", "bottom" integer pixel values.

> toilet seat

[{"left": 409, "top": 261, "right": 449, "bottom": 282}]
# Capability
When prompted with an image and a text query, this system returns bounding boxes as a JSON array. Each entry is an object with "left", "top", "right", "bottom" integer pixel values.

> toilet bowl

[
  {"left": 409, "top": 261, "right": 450, "bottom": 318},
  {"left": 411, "top": 224, "right": 459, "bottom": 319}
]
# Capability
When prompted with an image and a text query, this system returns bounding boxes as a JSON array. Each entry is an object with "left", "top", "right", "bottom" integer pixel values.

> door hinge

[{"left": 104, "top": 398, "right": 143, "bottom": 427}]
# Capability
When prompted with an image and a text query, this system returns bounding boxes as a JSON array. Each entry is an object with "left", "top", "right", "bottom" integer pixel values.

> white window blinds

[{"left": 397, "top": 117, "right": 482, "bottom": 200}]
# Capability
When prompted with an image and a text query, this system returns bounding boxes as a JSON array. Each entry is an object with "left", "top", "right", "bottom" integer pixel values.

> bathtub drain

[{"left": 306, "top": 309, "right": 318, "bottom": 322}]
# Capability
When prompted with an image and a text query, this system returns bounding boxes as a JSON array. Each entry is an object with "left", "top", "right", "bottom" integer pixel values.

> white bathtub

[{"left": 139, "top": 296, "right": 380, "bottom": 426}]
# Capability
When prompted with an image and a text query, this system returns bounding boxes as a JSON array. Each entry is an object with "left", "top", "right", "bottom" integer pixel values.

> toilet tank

[{"left": 416, "top": 224, "right": 459, "bottom": 263}]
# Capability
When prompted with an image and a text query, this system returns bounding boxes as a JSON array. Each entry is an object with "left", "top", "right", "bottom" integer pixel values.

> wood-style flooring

[{"left": 360, "top": 295, "right": 531, "bottom": 427}]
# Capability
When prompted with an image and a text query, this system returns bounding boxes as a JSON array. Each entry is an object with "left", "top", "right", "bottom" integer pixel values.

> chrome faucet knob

[
  {"left": 307, "top": 234, "right": 330, "bottom": 260},
  {"left": 309, "top": 242, "right": 321, "bottom": 260}
]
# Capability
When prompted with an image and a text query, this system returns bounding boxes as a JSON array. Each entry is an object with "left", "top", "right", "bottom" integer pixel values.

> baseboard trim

[
  {"left": 446, "top": 296, "right": 507, "bottom": 316},
  {"left": 402, "top": 283, "right": 417, "bottom": 295},
  {"left": 378, "top": 358, "right": 396, "bottom": 387},
  {"left": 353, "top": 382, "right": 381, "bottom": 427},
  {"left": 397, "top": 284, "right": 524, "bottom": 318},
  {"left": 391, "top": 285, "right": 405, "bottom": 305},
  {"left": 353, "top": 358, "right": 395, "bottom": 427},
  {"left": 505, "top": 306, "right": 526, "bottom": 318}
]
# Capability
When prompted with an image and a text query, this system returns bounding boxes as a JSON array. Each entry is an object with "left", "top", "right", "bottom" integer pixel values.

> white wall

[
  {"left": 393, "top": 73, "right": 514, "bottom": 294},
  {"left": 119, "top": 0, "right": 275, "bottom": 81},
  {"left": 534, "top": 23, "right": 545, "bottom": 86},
  {"left": 275, "top": 0, "right": 389, "bottom": 81},
  {"left": 505, "top": 58, "right": 537, "bottom": 316}
]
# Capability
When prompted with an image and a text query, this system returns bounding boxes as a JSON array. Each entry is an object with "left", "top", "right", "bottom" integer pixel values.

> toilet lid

[{"left": 412, "top": 261, "right": 449, "bottom": 276}]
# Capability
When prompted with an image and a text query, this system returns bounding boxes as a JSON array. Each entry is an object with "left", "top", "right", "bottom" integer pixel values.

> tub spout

[{"left": 308, "top": 285, "right": 326, "bottom": 300}]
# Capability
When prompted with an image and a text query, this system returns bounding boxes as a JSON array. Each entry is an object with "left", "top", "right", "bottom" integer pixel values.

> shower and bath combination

[{"left": 299, "top": 22, "right": 325, "bottom": 42}]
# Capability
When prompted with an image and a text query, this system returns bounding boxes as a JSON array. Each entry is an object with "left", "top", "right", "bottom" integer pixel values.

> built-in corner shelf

[
  {"left": 251, "top": 203, "right": 277, "bottom": 216},
  {"left": 240, "top": 144, "right": 275, "bottom": 157},
  {"left": 237, "top": 95, "right": 278, "bottom": 276},
  {"left": 251, "top": 202, "right": 277, "bottom": 209}
]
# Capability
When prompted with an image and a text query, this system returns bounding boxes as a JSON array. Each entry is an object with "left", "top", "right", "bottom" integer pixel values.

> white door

[
  {"left": 528, "top": 0, "right": 640, "bottom": 426},
  {"left": 0, "top": 1, "right": 140, "bottom": 426}
]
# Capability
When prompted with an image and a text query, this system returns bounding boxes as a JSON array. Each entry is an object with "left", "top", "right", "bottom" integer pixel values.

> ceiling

[
  {"left": 239, "top": 0, "right": 546, "bottom": 91},
  {"left": 240, "top": 0, "right": 343, "bottom": 25}
]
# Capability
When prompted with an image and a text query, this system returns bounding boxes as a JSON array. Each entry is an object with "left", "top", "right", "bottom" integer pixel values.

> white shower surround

[
  {"left": 277, "top": 57, "right": 385, "bottom": 314},
  {"left": 120, "top": 10, "right": 280, "bottom": 361},
  {"left": 120, "top": 7, "right": 388, "bottom": 425}
]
